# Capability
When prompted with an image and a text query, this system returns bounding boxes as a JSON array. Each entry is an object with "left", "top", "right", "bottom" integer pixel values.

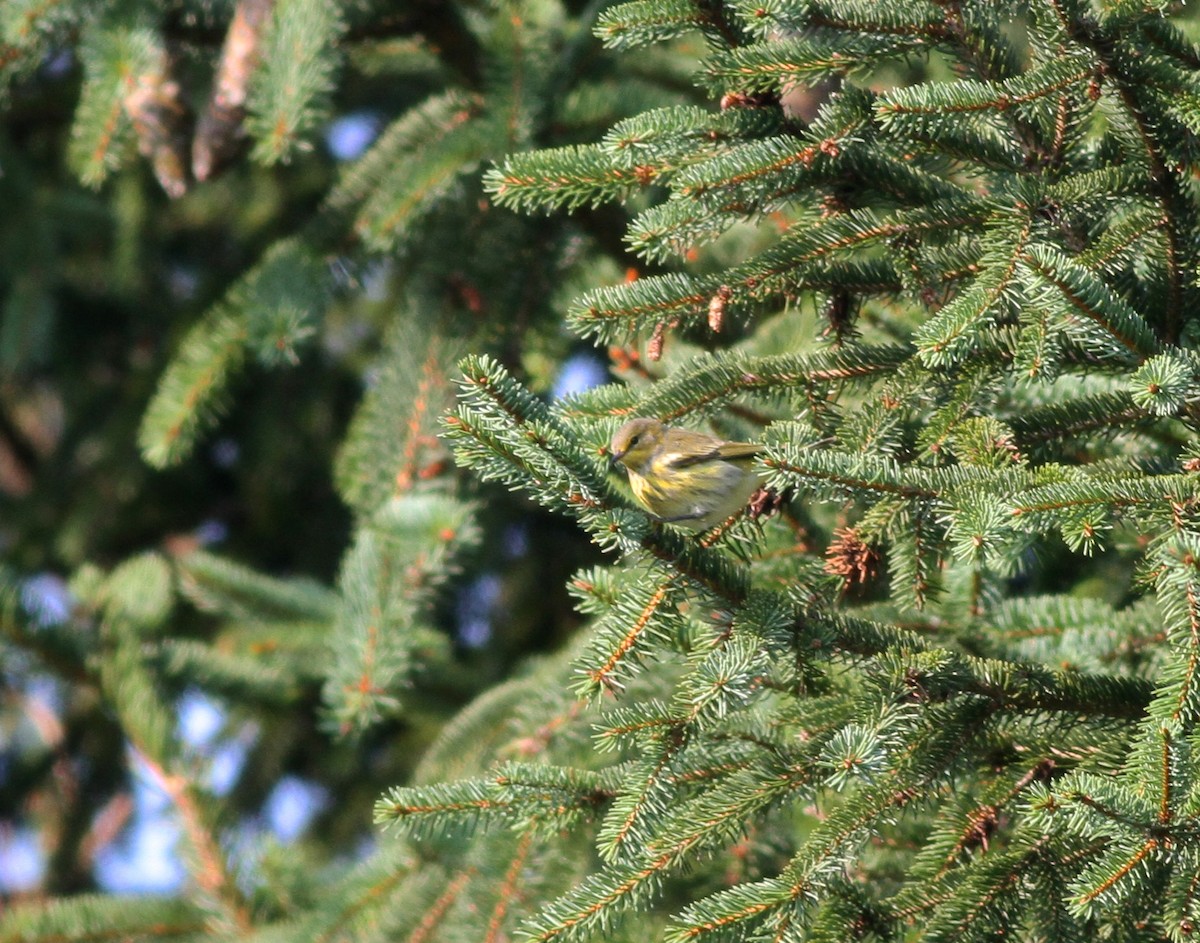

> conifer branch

[
  {"left": 1008, "top": 392, "right": 1147, "bottom": 449},
  {"left": 914, "top": 212, "right": 1033, "bottom": 366},
  {"left": 614, "top": 347, "right": 909, "bottom": 423},
  {"left": 132, "top": 750, "right": 252, "bottom": 933},
  {"left": 1149, "top": 537, "right": 1200, "bottom": 726},
  {"left": 137, "top": 309, "right": 247, "bottom": 467},
  {"left": 1010, "top": 475, "right": 1196, "bottom": 518},
  {"left": 486, "top": 144, "right": 658, "bottom": 213},
  {"left": 353, "top": 116, "right": 488, "bottom": 248},
  {"left": 405, "top": 868, "right": 476, "bottom": 943},
  {"left": 798, "top": 3, "right": 951, "bottom": 41},
  {"left": 377, "top": 765, "right": 612, "bottom": 839},
  {"left": 597, "top": 743, "right": 681, "bottom": 861},
  {"left": 485, "top": 829, "right": 535, "bottom": 943},
  {"left": 69, "top": 21, "right": 165, "bottom": 188},
  {"left": 921, "top": 847, "right": 1040, "bottom": 942},
  {"left": 139, "top": 239, "right": 325, "bottom": 468},
  {"left": 876, "top": 51, "right": 1096, "bottom": 122},
  {"left": 577, "top": 573, "right": 683, "bottom": 697},
  {"left": 0, "top": 896, "right": 208, "bottom": 943},
  {"left": 174, "top": 549, "right": 337, "bottom": 622},
  {"left": 1019, "top": 245, "right": 1160, "bottom": 362},
  {"left": 596, "top": 0, "right": 746, "bottom": 52},
  {"left": 762, "top": 448, "right": 941, "bottom": 501},
  {"left": 702, "top": 33, "right": 912, "bottom": 94},
  {"left": 569, "top": 274, "right": 722, "bottom": 343},
  {"left": 327, "top": 91, "right": 480, "bottom": 213},
  {"left": 324, "top": 495, "right": 477, "bottom": 735},
  {"left": 336, "top": 324, "right": 459, "bottom": 512},
  {"left": 152, "top": 638, "right": 307, "bottom": 706},
  {"left": 672, "top": 115, "right": 865, "bottom": 204},
  {"left": 245, "top": 0, "right": 344, "bottom": 164},
  {"left": 523, "top": 757, "right": 811, "bottom": 943},
  {"left": 1065, "top": 19, "right": 1189, "bottom": 342}
]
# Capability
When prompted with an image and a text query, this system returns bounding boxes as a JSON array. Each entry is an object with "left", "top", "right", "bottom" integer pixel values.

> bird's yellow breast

[{"left": 626, "top": 454, "right": 761, "bottom": 531}]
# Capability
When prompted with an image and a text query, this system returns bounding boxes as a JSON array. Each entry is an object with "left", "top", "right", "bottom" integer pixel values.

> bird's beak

[{"left": 608, "top": 449, "right": 624, "bottom": 471}]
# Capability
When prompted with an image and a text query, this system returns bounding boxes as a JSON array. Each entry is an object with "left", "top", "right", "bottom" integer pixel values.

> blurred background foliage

[{"left": 0, "top": 0, "right": 689, "bottom": 902}]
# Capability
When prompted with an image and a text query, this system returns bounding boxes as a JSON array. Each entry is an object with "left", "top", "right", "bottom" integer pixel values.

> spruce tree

[
  {"left": 4, "top": 1, "right": 1200, "bottom": 942},
  {"left": 390, "top": 1, "right": 1200, "bottom": 940},
  {"left": 2, "top": 0, "right": 674, "bottom": 936}
]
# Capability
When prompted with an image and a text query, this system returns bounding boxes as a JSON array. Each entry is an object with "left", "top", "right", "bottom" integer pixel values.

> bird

[{"left": 607, "top": 417, "right": 765, "bottom": 531}]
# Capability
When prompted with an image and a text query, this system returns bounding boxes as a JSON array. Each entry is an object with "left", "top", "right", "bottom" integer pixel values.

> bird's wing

[{"left": 668, "top": 442, "right": 763, "bottom": 468}]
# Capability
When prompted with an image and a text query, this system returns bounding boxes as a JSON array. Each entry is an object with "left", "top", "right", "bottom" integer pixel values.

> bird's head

[{"left": 609, "top": 417, "right": 665, "bottom": 472}]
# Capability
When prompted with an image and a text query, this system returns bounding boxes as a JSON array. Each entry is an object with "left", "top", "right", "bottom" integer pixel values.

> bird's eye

[{"left": 629, "top": 435, "right": 640, "bottom": 446}]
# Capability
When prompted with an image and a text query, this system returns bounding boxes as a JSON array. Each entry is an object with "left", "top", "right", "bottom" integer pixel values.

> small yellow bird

[{"left": 608, "top": 417, "right": 765, "bottom": 531}]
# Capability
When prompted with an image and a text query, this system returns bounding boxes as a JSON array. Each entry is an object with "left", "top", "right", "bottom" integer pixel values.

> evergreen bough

[
  {"left": 4, "top": 1, "right": 1200, "bottom": 942},
  {"left": 386, "top": 1, "right": 1200, "bottom": 941}
]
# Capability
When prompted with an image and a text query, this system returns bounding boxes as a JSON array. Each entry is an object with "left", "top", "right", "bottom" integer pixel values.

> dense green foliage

[
  {"left": 2, "top": 0, "right": 650, "bottom": 929},
  {"left": 6, "top": 0, "right": 1200, "bottom": 941}
]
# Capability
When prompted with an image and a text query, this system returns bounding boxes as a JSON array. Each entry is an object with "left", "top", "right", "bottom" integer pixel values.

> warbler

[{"left": 608, "top": 417, "right": 765, "bottom": 531}]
